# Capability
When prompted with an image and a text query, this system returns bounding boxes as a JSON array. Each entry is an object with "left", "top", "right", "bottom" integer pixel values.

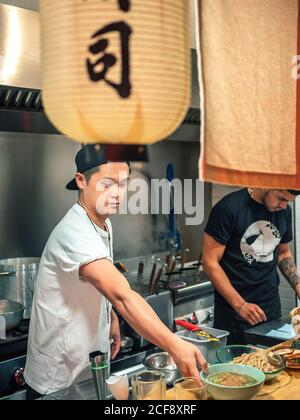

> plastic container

[{"left": 176, "top": 326, "right": 230, "bottom": 365}]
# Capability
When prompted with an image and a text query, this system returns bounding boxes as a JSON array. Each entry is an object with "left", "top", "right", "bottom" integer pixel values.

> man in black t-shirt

[{"left": 203, "top": 188, "right": 300, "bottom": 344}]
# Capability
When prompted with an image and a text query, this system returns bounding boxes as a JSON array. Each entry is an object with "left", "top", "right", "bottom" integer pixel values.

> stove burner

[
  {"left": 0, "top": 319, "right": 30, "bottom": 340},
  {"left": 4, "top": 330, "right": 23, "bottom": 339},
  {"left": 0, "top": 320, "right": 29, "bottom": 362}
]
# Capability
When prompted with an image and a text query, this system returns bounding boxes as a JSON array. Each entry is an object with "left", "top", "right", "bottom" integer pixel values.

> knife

[
  {"left": 137, "top": 258, "right": 145, "bottom": 284},
  {"left": 165, "top": 253, "right": 171, "bottom": 272},
  {"left": 148, "top": 256, "right": 159, "bottom": 292},
  {"left": 180, "top": 248, "right": 190, "bottom": 270},
  {"left": 151, "top": 262, "right": 166, "bottom": 295},
  {"left": 165, "top": 257, "right": 177, "bottom": 289}
]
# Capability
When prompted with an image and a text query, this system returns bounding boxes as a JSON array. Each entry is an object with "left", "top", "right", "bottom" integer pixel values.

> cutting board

[
  {"left": 254, "top": 369, "right": 300, "bottom": 400},
  {"left": 166, "top": 369, "right": 300, "bottom": 400}
]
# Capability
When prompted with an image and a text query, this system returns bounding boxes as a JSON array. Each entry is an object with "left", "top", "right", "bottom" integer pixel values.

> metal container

[
  {"left": 0, "top": 258, "right": 40, "bottom": 319},
  {"left": 89, "top": 351, "right": 109, "bottom": 400},
  {"left": 143, "top": 352, "right": 181, "bottom": 386},
  {"left": 120, "top": 336, "right": 134, "bottom": 354},
  {"left": 0, "top": 300, "right": 24, "bottom": 330},
  {"left": 176, "top": 326, "right": 229, "bottom": 365}
]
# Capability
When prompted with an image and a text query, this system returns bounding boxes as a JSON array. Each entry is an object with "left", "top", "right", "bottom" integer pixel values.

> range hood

[{"left": 0, "top": 4, "right": 200, "bottom": 141}]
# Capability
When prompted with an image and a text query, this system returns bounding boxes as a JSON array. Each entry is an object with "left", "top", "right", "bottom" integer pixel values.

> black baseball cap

[
  {"left": 66, "top": 144, "right": 134, "bottom": 191},
  {"left": 287, "top": 190, "right": 300, "bottom": 196}
]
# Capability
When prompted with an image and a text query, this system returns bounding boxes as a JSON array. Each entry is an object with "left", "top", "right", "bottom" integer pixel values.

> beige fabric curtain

[{"left": 198, "top": 0, "right": 300, "bottom": 188}]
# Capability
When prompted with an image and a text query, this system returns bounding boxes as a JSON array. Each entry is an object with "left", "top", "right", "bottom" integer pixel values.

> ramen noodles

[
  {"left": 233, "top": 352, "right": 278, "bottom": 373},
  {"left": 207, "top": 372, "right": 258, "bottom": 387}
]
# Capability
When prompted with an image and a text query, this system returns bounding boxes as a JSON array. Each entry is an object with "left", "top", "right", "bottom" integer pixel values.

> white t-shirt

[{"left": 24, "top": 203, "right": 113, "bottom": 395}]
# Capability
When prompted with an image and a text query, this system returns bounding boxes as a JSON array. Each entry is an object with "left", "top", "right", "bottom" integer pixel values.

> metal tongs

[{"left": 265, "top": 350, "right": 286, "bottom": 368}]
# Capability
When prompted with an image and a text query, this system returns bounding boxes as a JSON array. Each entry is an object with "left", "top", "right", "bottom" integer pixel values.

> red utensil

[
  {"left": 175, "top": 320, "right": 219, "bottom": 341},
  {"left": 176, "top": 319, "right": 204, "bottom": 332}
]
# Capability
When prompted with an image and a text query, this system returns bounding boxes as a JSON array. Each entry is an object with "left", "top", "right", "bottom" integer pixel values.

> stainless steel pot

[
  {"left": 0, "top": 258, "right": 40, "bottom": 319},
  {"left": 120, "top": 336, "right": 134, "bottom": 354},
  {"left": 0, "top": 300, "right": 24, "bottom": 330}
]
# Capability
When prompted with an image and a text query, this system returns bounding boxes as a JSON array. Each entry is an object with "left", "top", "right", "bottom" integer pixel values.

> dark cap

[
  {"left": 66, "top": 144, "right": 148, "bottom": 190},
  {"left": 287, "top": 189, "right": 300, "bottom": 196}
]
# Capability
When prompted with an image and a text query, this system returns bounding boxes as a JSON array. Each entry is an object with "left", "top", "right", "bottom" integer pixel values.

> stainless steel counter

[
  {"left": 40, "top": 363, "right": 147, "bottom": 401},
  {"left": 40, "top": 380, "right": 98, "bottom": 400},
  {"left": 40, "top": 348, "right": 158, "bottom": 400}
]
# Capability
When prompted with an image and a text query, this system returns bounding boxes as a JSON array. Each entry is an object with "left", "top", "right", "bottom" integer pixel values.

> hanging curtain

[{"left": 198, "top": 0, "right": 300, "bottom": 188}]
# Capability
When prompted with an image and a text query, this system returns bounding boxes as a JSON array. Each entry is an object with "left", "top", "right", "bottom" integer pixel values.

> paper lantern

[{"left": 40, "top": 0, "right": 191, "bottom": 144}]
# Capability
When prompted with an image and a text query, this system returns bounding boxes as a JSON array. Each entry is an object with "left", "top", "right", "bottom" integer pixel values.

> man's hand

[
  {"left": 238, "top": 302, "right": 267, "bottom": 326},
  {"left": 168, "top": 338, "right": 208, "bottom": 383},
  {"left": 110, "top": 311, "right": 121, "bottom": 360}
]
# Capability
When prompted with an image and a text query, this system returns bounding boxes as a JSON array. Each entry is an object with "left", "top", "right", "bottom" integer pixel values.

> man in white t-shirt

[{"left": 24, "top": 144, "right": 207, "bottom": 398}]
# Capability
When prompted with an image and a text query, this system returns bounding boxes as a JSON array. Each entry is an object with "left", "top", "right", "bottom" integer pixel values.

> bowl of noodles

[
  {"left": 200, "top": 363, "right": 265, "bottom": 400},
  {"left": 216, "top": 345, "right": 286, "bottom": 382}
]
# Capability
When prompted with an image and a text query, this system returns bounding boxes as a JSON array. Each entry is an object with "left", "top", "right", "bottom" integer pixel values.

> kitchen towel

[{"left": 198, "top": 0, "right": 300, "bottom": 188}]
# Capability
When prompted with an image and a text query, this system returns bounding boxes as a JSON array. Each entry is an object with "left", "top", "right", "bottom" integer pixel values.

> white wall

[{"left": 212, "top": 184, "right": 239, "bottom": 206}]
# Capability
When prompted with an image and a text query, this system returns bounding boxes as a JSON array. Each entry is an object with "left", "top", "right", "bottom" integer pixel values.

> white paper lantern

[{"left": 40, "top": 0, "right": 191, "bottom": 144}]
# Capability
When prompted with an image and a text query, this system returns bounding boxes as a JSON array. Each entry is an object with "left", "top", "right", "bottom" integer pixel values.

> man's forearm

[
  {"left": 203, "top": 261, "right": 244, "bottom": 311},
  {"left": 82, "top": 260, "right": 182, "bottom": 353},
  {"left": 278, "top": 256, "right": 300, "bottom": 297},
  {"left": 112, "top": 290, "right": 181, "bottom": 354}
]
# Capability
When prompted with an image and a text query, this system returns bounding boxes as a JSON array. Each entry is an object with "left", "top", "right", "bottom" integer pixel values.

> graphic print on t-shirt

[{"left": 240, "top": 220, "right": 281, "bottom": 265}]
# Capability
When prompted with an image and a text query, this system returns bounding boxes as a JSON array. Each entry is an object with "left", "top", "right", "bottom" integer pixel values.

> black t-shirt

[{"left": 205, "top": 188, "right": 293, "bottom": 320}]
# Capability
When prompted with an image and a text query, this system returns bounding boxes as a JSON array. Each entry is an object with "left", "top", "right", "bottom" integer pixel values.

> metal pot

[
  {"left": 143, "top": 352, "right": 181, "bottom": 386},
  {"left": 0, "top": 300, "right": 24, "bottom": 330},
  {"left": 120, "top": 336, "right": 134, "bottom": 354},
  {"left": 0, "top": 258, "right": 40, "bottom": 319}
]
